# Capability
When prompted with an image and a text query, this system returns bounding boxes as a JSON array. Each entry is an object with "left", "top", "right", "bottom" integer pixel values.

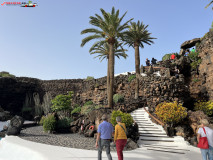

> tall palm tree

[
  {"left": 81, "top": 7, "right": 132, "bottom": 108},
  {"left": 205, "top": 0, "right": 213, "bottom": 9},
  {"left": 89, "top": 41, "right": 128, "bottom": 98},
  {"left": 123, "top": 21, "right": 156, "bottom": 99}
]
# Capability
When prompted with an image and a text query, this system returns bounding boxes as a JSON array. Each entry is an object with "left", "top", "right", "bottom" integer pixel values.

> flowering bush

[
  {"left": 194, "top": 101, "right": 213, "bottom": 116},
  {"left": 155, "top": 101, "right": 187, "bottom": 124},
  {"left": 111, "top": 110, "right": 134, "bottom": 127}
]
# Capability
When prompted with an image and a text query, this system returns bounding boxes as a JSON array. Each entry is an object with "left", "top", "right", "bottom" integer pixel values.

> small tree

[{"left": 51, "top": 91, "right": 73, "bottom": 117}]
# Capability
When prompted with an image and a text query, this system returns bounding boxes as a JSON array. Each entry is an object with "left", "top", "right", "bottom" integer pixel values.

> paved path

[{"left": 0, "top": 136, "right": 202, "bottom": 160}]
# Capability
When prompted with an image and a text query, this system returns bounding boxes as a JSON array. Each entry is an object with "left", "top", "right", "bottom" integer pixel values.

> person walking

[
  {"left": 114, "top": 116, "right": 127, "bottom": 160},
  {"left": 96, "top": 114, "right": 114, "bottom": 160},
  {"left": 197, "top": 119, "right": 213, "bottom": 160}
]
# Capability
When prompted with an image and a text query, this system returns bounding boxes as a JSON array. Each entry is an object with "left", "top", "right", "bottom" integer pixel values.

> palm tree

[
  {"left": 123, "top": 21, "right": 156, "bottom": 99},
  {"left": 81, "top": 7, "right": 132, "bottom": 108},
  {"left": 205, "top": 1, "right": 213, "bottom": 9},
  {"left": 89, "top": 41, "right": 128, "bottom": 98}
]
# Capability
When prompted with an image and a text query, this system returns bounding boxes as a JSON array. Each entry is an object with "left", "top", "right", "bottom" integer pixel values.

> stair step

[
  {"left": 146, "top": 148, "right": 185, "bottom": 154},
  {"left": 140, "top": 133, "right": 167, "bottom": 135},
  {"left": 140, "top": 137, "right": 174, "bottom": 141},
  {"left": 143, "top": 144, "right": 178, "bottom": 148},
  {"left": 140, "top": 135, "right": 169, "bottom": 138},
  {"left": 139, "top": 128, "right": 162, "bottom": 131},
  {"left": 146, "top": 146, "right": 190, "bottom": 152},
  {"left": 138, "top": 125, "right": 155, "bottom": 127},
  {"left": 139, "top": 131, "right": 166, "bottom": 134},
  {"left": 140, "top": 139, "right": 174, "bottom": 142}
]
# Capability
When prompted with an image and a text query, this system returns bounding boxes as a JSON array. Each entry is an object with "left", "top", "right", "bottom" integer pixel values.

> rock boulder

[
  {"left": 181, "top": 38, "right": 200, "bottom": 50},
  {"left": 6, "top": 116, "right": 24, "bottom": 135}
]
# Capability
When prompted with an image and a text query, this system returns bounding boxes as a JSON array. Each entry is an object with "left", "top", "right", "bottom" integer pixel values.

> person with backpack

[{"left": 114, "top": 116, "right": 127, "bottom": 160}]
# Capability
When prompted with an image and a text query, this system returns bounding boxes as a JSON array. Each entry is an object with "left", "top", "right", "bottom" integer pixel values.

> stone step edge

[{"left": 147, "top": 148, "right": 185, "bottom": 154}]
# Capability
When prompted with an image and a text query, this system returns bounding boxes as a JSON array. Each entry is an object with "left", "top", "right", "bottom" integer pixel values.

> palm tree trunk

[
  {"left": 107, "top": 58, "right": 110, "bottom": 102},
  {"left": 135, "top": 44, "right": 140, "bottom": 99},
  {"left": 108, "top": 43, "right": 114, "bottom": 108}
]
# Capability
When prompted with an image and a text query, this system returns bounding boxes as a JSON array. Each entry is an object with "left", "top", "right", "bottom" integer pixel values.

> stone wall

[
  {"left": 197, "top": 30, "right": 213, "bottom": 100},
  {"left": 0, "top": 72, "right": 189, "bottom": 117}
]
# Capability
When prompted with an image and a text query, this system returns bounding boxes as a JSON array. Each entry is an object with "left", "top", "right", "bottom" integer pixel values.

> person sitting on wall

[
  {"left": 174, "top": 66, "right": 180, "bottom": 78},
  {"left": 185, "top": 49, "right": 190, "bottom": 56},
  {"left": 170, "top": 53, "right": 176, "bottom": 60},
  {"left": 145, "top": 58, "right": 150, "bottom": 66},
  {"left": 151, "top": 57, "right": 157, "bottom": 66}
]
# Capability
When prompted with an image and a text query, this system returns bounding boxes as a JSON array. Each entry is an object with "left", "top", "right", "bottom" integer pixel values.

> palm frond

[
  {"left": 81, "top": 28, "right": 103, "bottom": 35},
  {"left": 205, "top": 1, "right": 213, "bottom": 9},
  {"left": 81, "top": 35, "right": 102, "bottom": 47}
]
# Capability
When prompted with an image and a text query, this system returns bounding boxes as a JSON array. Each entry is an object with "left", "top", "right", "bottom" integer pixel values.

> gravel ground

[{"left": 19, "top": 126, "right": 117, "bottom": 151}]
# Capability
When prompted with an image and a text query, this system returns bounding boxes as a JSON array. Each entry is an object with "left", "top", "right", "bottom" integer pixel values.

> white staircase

[{"left": 131, "top": 107, "right": 190, "bottom": 154}]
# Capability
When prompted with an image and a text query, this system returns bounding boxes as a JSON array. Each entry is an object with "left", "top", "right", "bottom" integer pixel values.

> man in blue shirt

[{"left": 96, "top": 114, "right": 114, "bottom": 160}]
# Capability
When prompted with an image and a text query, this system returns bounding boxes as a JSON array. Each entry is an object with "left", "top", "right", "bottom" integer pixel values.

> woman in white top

[{"left": 197, "top": 119, "right": 213, "bottom": 160}]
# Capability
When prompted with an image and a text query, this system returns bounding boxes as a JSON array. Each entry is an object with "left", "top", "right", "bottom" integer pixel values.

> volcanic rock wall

[
  {"left": 197, "top": 30, "right": 213, "bottom": 100},
  {"left": 0, "top": 73, "right": 188, "bottom": 117}
]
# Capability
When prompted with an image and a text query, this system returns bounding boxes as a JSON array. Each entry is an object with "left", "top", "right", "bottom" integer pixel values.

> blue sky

[{"left": 0, "top": 0, "right": 212, "bottom": 80}]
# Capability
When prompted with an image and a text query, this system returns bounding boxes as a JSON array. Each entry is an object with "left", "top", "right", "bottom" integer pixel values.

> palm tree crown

[
  {"left": 123, "top": 21, "right": 155, "bottom": 48},
  {"left": 81, "top": 7, "right": 133, "bottom": 47}
]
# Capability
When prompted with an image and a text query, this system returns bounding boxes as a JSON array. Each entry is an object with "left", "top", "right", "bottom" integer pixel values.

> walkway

[
  {"left": 0, "top": 107, "right": 202, "bottom": 160},
  {"left": 0, "top": 135, "right": 201, "bottom": 160}
]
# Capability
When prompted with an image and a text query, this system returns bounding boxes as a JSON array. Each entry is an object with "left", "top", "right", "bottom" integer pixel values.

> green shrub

[
  {"left": 188, "top": 52, "right": 201, "bottom": 70},
  {"left": 51, "top": 91, "right": 73, "bottom": 112},
  {"left": 56, "top": 117, "right": 73, "bottom": 129},
  {"left": 155, "top": 101, "right": 187, "bottom": 125},
  {"left": 193, "top": 78, "right": 200, "bottom": 83},
  {"left": 128, "top": 75, "right": 136, "bottom": 82},
  {"left": 43, "top": 114, "right": 56, "bottom": 132},
  {"left": 71, "top": 107, "right": 81, "bottom": 115},
  {"left": 162, "top": 53, "right": 180, "bottom": 61},
  {"left": 194, "top": 101, "right": 213, "bottom": 116},
  {"left": 81, "top": 105, "right": 95, "bottom": 115},
  {"left": 111, "top": 110, "right": 134, "bottom": 127},
  {"left": 0, "top": 71, "right": 15, "bottom": 78},
  {"left": 84, "top": 101, "right": 93, "bottom": 106},
  {"left": 113, "top": 94, "right": 124, "bottom": 103},
  {"left": 86, "top": 76, "right": 94, "bottom": 81},
  {"left": 39, "top": 116, "right": 46, "bottom": 125},
  {"left": 95, "top": 105, "right": 103, "bottom": 109}
]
